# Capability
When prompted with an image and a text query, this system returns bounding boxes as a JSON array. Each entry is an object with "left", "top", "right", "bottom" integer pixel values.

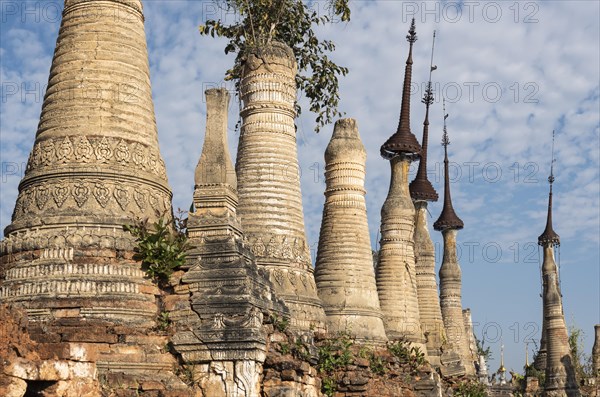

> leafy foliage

[
  {"left": 525, "top": 363, "right": 545, "bottom": 387},
  {"left": 270, "top": 314, "right": 290, "bottom": 332},
  {"left": 453, "top": 380, "right": 488, "bottom": 397},
  {"left": 199, "top": 0, "right": 351, "bottom": 132},
  {"left": 387, "top": 339, "right": 426, "bottom": 373},
  {"left": 368, "top": 352, "right": 387, "bottom": 375},
  {"left": 316, "top": 332, "right": 354, "bottom": 396},
  {"left": 476, "top": 334, "right": 493, "bottom": 364},
  {"left": 317, "top": 332, "right": 354, "bottom": 373},
  {"left": 124, "top": 211, "right": 188, "bottom": 284},
  {"left": 568, "top": 324, "right": 593, "bottom": 381}
]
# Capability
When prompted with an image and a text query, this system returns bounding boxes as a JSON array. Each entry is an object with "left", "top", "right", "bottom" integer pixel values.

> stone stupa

[
  {"left": 376, "top": 19, "right": 426, "bottom": 350},
  {"left": 409, "top": 30, "right": 445, "bottom": 367},
  {"left": 235, "top": 42, "right": 326, "bottom": 331},
  {"left": 433, "top": 105, "right": 475, "bottom": 376},
  {"left": 315, "top": 118, "right": 388, "bottom": 343},
  {"left": 0, "top": 0, "right": 172, "bottom": 327},
  {"left": 537, "top": 132, "right": 580, "bottom": 397}
]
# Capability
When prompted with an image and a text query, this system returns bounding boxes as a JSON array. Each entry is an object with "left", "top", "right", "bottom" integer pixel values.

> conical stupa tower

[
  {"left": 376, "top": 19, "right": 426, "bottom": 349},
  {"left": 236, "top": 42, "right": 326, "bottom": 331},
  {"left": 433, "top": 107, "right": 475, "bottom": 375},
  {"left": 315, "top": 118, "right": 387, "bottom": 343},
  {"left": 0, "top": 0, "right": 172, "bottom": 325},
  {"left": 409, "top": 31, "right": 445, "bottom": 366},
  {"left": 538, "top": 133, "right": 580, "bottom": 397}
]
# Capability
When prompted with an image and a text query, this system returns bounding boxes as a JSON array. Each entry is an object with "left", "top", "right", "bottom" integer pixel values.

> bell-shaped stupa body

[
  {"left": 236, "top": 42, "right": 325, "bottom": 331},
  {"left": 315, "top": 118, "right": 387, "bottom": 343},
  {"left": 0, "top": 0, "right": 172, "bottom": 325}
]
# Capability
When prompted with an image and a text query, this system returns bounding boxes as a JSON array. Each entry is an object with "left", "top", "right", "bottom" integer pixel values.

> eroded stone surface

[
  {"left": 413, "top": 201, "right": 445, "bottom": 365},
  {"left": 376, "top": 157, "right": 426, "bottom": 350},
  {"left": 235, "top": 42, "right": 326, "bottom": 332},
  {"left": 0, "top": 0, "right": 171, "bottom": 326},
  {"left": 315, "top": 119, "right": 387, "bottom": 344}
]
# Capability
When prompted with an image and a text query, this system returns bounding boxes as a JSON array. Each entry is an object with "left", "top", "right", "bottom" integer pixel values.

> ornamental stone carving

[{"left": 1, "top": 0, "right": 172, "bottom": 330}]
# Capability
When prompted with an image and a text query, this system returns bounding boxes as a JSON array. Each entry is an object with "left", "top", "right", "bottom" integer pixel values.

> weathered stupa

[
  {"left": 409, "top": 31, "right": 445, "bottom": 366},
  {"left": 315, "top": 118, "right": 387, "bottom": 343},
  {"left": 537, "top": 135, "right": 580, "bottom": 397},
  {"left": 433, "top": 108, "right": 475, "bottom": 376},
  {"left": 235, "top": 42, "right": 326, "bottom": 331},
  {"left": 0, "top": 0, "right": 171, "bottom": 325},
  {"left": 170, "top": 88, "right": 287, "bottom": 397},
  {"left": 593, "top": 325, "right": 600, "bottom": 379},
  {"left": 376, "top": 19, "right": 426, "bottom": 349}
]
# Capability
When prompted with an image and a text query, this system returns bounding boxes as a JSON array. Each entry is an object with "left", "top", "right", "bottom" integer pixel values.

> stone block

[
  {"left": 0, "top": 375, "right": 27, "bottom": 397},
  {"left": 69, "top": 362, "right": 96, "bottom": 379},
  {"left": 6, "top": 357, "right": 39, "bottom": 380},
  {"left": 69, "top": 343, "right": 105, "bottom": 362},
  {"left": 124, "top": 335, "right": 168, "bottom": 346},
  {"left": 61, "top": 329, "right": 118, "bottom": 344},
  {"left": 163, "top": 295, "right": 187, "bottom": 311},
  {"left": 139, "top": 284, "right": 161, "bottom": 295},
  {"left": 281, "top": 369, "right": 296, "bottom": 381},
  {"left": 38, "top": 343, "right": 71, "bottom": 360},
  {"left": 141, "top": 380, "right": 165, "bottom": 390},
  {"left": 39, "top": 360, "right": 70, "bottom": 380},
  {"left": 54, "top": 309, "right": 81, "bottom": 318}
]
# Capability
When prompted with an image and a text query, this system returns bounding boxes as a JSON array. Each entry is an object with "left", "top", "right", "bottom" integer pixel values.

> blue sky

[{"left": 1, "top": 0, "right": 598, "bottom": 374}]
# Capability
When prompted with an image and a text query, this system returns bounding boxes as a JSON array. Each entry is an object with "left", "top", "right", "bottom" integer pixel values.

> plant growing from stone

[
  {"left": 124, "top": 213, "right": 188, "bottom": 284},
  {"left": 387, "top": 339, "right": 426, "bottom": 373},
  {"left": 453, "top": 379, "right": 487, "bottom": 397},
  {"left": 199, "top": 0, "right": 351, "bottom": 132}
]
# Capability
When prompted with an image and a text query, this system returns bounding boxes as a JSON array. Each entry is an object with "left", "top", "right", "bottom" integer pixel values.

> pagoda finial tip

[{"left": 407, "top": 18, "right": 417, "bottom": 43}]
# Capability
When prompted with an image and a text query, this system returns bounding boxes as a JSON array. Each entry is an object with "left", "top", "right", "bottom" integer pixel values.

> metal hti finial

[
  {"left": 433, "top": 98, "right": 463, "bottom": 231},
  {"left": 538, "top": 130, "right": 560, "bottom": 247},
  {"left": 549, "top": 130, "right": 556, "bottom": 185},
  {"left": 407, "top": 18, "right": 417, "bottom": 43},
  {"left": 442, "top": 98, "right": 450, "bottom": 147},
  {"left": 380, "top": 19, "right": 422, "bottom": 159},
  {"left": 422, "top": 31, "right": 436, "bottom": 106},
  {"left": 410, "top": 30, "right": 439, "bottom": 202}
]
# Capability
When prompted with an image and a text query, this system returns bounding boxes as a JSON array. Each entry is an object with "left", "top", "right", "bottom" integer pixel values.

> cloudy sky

[{"left": 1, "top": 0, "right": 598, "bottom": 373}]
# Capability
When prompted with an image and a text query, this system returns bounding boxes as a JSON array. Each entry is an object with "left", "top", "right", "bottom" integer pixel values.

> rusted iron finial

[
  {"left": 433, "top": 99, "right": 464, "bottom": 231},
  {"left": 381, "top": 18, "right": 422, "bottom": 160},
  {"left": 410, "top": 30, "right": 438, "bottom": 201},
  {"left": 538, "top": 130, "right": 560, "bottom": 247}
]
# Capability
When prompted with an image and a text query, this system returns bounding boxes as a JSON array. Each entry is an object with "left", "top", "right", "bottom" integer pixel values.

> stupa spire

[
  {"left": 380, "top": 18, "right": 422, "bottom": 159},
  {"left": 538, "top": 130, "right": 560, "bottom": 247},
  {"left": 411, "top": 30, "right": 445, "bottom": 367},
  {"left": 434, "top": 100, "right": 464, "bottom": 231},
  {"left": 537, "top": 131, "right": 580, "bottom": 397},
  {"left": 375, "top": 20, "right": 427, "bottom": 351},
  {"left": 410, "top": 30, "right": 438, "bottom": 201},
  {"left": 434, "top": 103, "right": 474, "bottom": 375}
]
